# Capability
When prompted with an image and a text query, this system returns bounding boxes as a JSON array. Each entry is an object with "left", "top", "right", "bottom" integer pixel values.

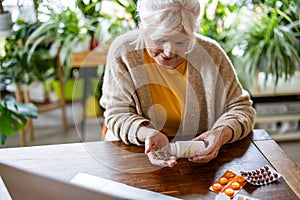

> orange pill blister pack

[{"left": 209, "top": 170, "right": 247, "bottom": 198}]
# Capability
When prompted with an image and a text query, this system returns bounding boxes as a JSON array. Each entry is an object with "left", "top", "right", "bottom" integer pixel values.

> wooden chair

[
  {"left": 16, "top": 56, "right": 67, "bottom": 147},
  {"left": 17, "top": 43, "right": 109, "bottom": 145},
  {"left": 70, "top": 50, "right": 107, "bottom": 141}
]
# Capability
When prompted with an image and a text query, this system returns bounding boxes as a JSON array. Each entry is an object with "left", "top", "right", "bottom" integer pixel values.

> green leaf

[
  {"left": 0, "top": 95, "right": 38, "bottom": 145},
  {"left": 25, "top": 22, "right": 56, "bottom": 47},
  {"left": 0, "top": 104, "right": 26, "bottom": 136},
  {"left": 0, "top": 133, "right": 7, "bottom": 146},
  {"left": 26, "top": 34, "right": 49, "bottom": 64},
  {"left": 2, "top": 96, "right": 38, "bottom": 118}
]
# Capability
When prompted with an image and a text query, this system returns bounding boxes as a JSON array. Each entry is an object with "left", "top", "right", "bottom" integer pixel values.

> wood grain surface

[{"left": 0, "top": 130, "right": 299, "bottom": 199}]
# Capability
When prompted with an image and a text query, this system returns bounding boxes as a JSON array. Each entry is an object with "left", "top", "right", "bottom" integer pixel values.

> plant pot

[
  {"left": 52, "top": 79, "right": 84, "bottom": 101},
  {"left": 256, "top": 71, "right": 300, "bottom": 94},
  {"left": 0, "top": 12, "right": 12, "bottom": 37},
  {"left": 28, "top": 81, "right": 47, "bottom": 102},
  {"left": 51, "top": 78, "right": 102, "bottom": 116},
  {"left": 85, "top": 96, "right": 100, "bottom": 117}
]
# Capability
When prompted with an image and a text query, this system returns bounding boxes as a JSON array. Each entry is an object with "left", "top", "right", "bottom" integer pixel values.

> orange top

[{"left": 144, "top": 50, "right": 187, "bottom": 136}]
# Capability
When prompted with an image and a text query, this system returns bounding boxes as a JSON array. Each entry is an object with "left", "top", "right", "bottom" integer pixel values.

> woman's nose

[{"left": 163, "top": 43, "right": 175, "bottom": 57}]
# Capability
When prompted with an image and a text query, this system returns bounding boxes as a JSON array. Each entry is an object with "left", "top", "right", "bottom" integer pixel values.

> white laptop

[{"left": 0, "top": 163, "right": 181, "bottom": 200}]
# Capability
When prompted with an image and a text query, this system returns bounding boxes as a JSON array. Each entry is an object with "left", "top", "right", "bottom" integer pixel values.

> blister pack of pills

[
  {"left": 240, "top": 165, "right": 281, "bottom": 186},
  {"left": 209, "top": 170, "right": 247, "bottom": 198}
]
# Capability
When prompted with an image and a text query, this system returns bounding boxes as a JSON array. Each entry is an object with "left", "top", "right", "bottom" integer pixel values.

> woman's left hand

[{"left": 188, "top": 126, "right": 233, "bottom": 163}]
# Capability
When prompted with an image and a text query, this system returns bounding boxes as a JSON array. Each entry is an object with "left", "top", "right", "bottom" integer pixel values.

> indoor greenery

[
  {"left": 76, "top": 0, "right": 137, "bottom": 46},
  {"left": 200, "top": 0, "right": 300, "bottom": 92},
  {"left": 112, "top": 0, "right": 138, "bottom": 27},
  {"left": 223, "top": 1, "right": 299, "bottom": 91},
  {"left": 0, "top": 95, "right": 37, "bottom": 146},
  {"left": 76, "top": 0, "right": 102, "bottom": 50},
  {"left": 2, "top": 19, "right": 56, "bottom": 85},
  {"left": 0, "top": 0, "right": 140, "bottom": 145},
  {"left": 26, "top": 0, "right": 137, "bottom": 78},
  {"left": 25, "top": 7, "right": 88, "bottom": 77},
  {"left": 0, "top": 19, "right": 41, "bottom": 146},
  {"left": 0, "top": 2, "right": 45, "bottom": 146}
]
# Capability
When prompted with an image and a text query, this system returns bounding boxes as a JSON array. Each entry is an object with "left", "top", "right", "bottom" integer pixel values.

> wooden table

[{"left": 0, "top": 129, "right": 299, "bottom": 199}]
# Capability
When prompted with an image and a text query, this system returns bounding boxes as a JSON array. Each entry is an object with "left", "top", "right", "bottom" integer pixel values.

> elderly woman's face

[{"left": 144, "top": 30, "right": 190, "bottom": 69}]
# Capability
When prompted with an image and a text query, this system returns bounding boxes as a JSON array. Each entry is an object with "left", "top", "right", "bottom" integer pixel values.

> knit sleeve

[
  {"left": 210, "top": 44, "right": 256, "bottom": 142},
  {"left": 100, "top": 34, "right": 151, "bottom": 145}
]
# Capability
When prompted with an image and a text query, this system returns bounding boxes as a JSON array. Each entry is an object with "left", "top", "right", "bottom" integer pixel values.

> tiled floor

[
  {"left": 2, "top": 104, "right": 300, "bottom": 168},
  {"left": 3, "top": 103, "right": 103, "bottom": 148}
]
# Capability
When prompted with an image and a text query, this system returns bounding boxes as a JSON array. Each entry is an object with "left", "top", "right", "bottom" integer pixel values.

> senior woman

[{"left": 100, "top": 0, "right": 256, "bottom": 167}]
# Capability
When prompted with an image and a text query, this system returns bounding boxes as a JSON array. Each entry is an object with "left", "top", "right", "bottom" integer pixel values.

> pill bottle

[{"left": 169, "top": 141, "right": 205, "bottom": 158}]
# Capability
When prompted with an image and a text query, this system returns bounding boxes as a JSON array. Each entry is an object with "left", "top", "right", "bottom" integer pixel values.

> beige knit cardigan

[{"left": 100, "top": 29, "right": 256, "bottom": 145}]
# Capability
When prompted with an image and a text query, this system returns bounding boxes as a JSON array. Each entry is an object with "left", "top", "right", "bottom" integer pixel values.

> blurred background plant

[
  {"left": 26, "top": 0, "right": 138, "bottom": 78},
  {"left": 25, "top": 7, "right": 88, "bottom": 77},
  {"left": 76, "top": 0, "right": 137, "bottom": 50},
  {"left": 0, "top": 19, "right": 40, "bottom": 146},
  {"left": 0, "top": 95, "right": 37, "bottom": 146},
  {"left": 2, "top": 19, "right": 56, "bottom": 85},
  {"left": 0, "top": 0, "right": 139, "bottom": 145},
  {"left": 199, "top": 0, "right": 300, "bottom": 93}
]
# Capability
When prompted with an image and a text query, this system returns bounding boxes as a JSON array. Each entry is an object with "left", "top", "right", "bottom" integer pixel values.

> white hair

[{"left": 134, "top": 0, "right": 201, "bottom": 52}]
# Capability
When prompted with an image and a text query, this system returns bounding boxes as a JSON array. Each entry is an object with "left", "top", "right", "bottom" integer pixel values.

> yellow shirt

[{"left": 144, "top": 50, "right": 187, "bottom": 136}]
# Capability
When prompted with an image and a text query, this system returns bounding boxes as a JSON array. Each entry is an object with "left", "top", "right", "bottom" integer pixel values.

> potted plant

[
  {"left": 0, "top": 21, "right": 38, "bottom": 145},
  {"left": 1, "top": 19, "right": 56, "bottom": 85},
  {"left": 199, "top": 0, "right": 300, "bottom": 93},
  {"left": 26, "top": 1, "right": 138, "bottom": 102},
  {"left": 76, "top": 0, "right": 138, "bottom": 50},
  {"left": 25, "top": 7, "right": 89, "bottom": 75},
  {"left": 76, "top": 0, "right": 102, "bottom": 50},
  {"left": 219, "top": 1, "right": 300, "bottom": 92},
  {"left": 23, "top": 6, "right": 91, "bottom": 105},
  {"left": 0, "top": 0, "right": 12, "bottom": 37}
]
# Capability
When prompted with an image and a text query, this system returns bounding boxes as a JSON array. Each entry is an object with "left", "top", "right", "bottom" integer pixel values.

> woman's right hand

[
  {"left": 146, "top": 151, "right": 177, "bottom": 167},
  {"left": 145, "top": 129, "right": 177, "bottom": 167},
  {"left": 145, "top": 132, "right": 177, "bottom": 167},
  {"left": 138, "top": 126, "right": 176, "bottom": 167},
  {"left": 137, "top": 126, "right": 170, "bottom": 153},
  {"left": 144, "top": 131, "right": 169, "bottom": 153}
]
